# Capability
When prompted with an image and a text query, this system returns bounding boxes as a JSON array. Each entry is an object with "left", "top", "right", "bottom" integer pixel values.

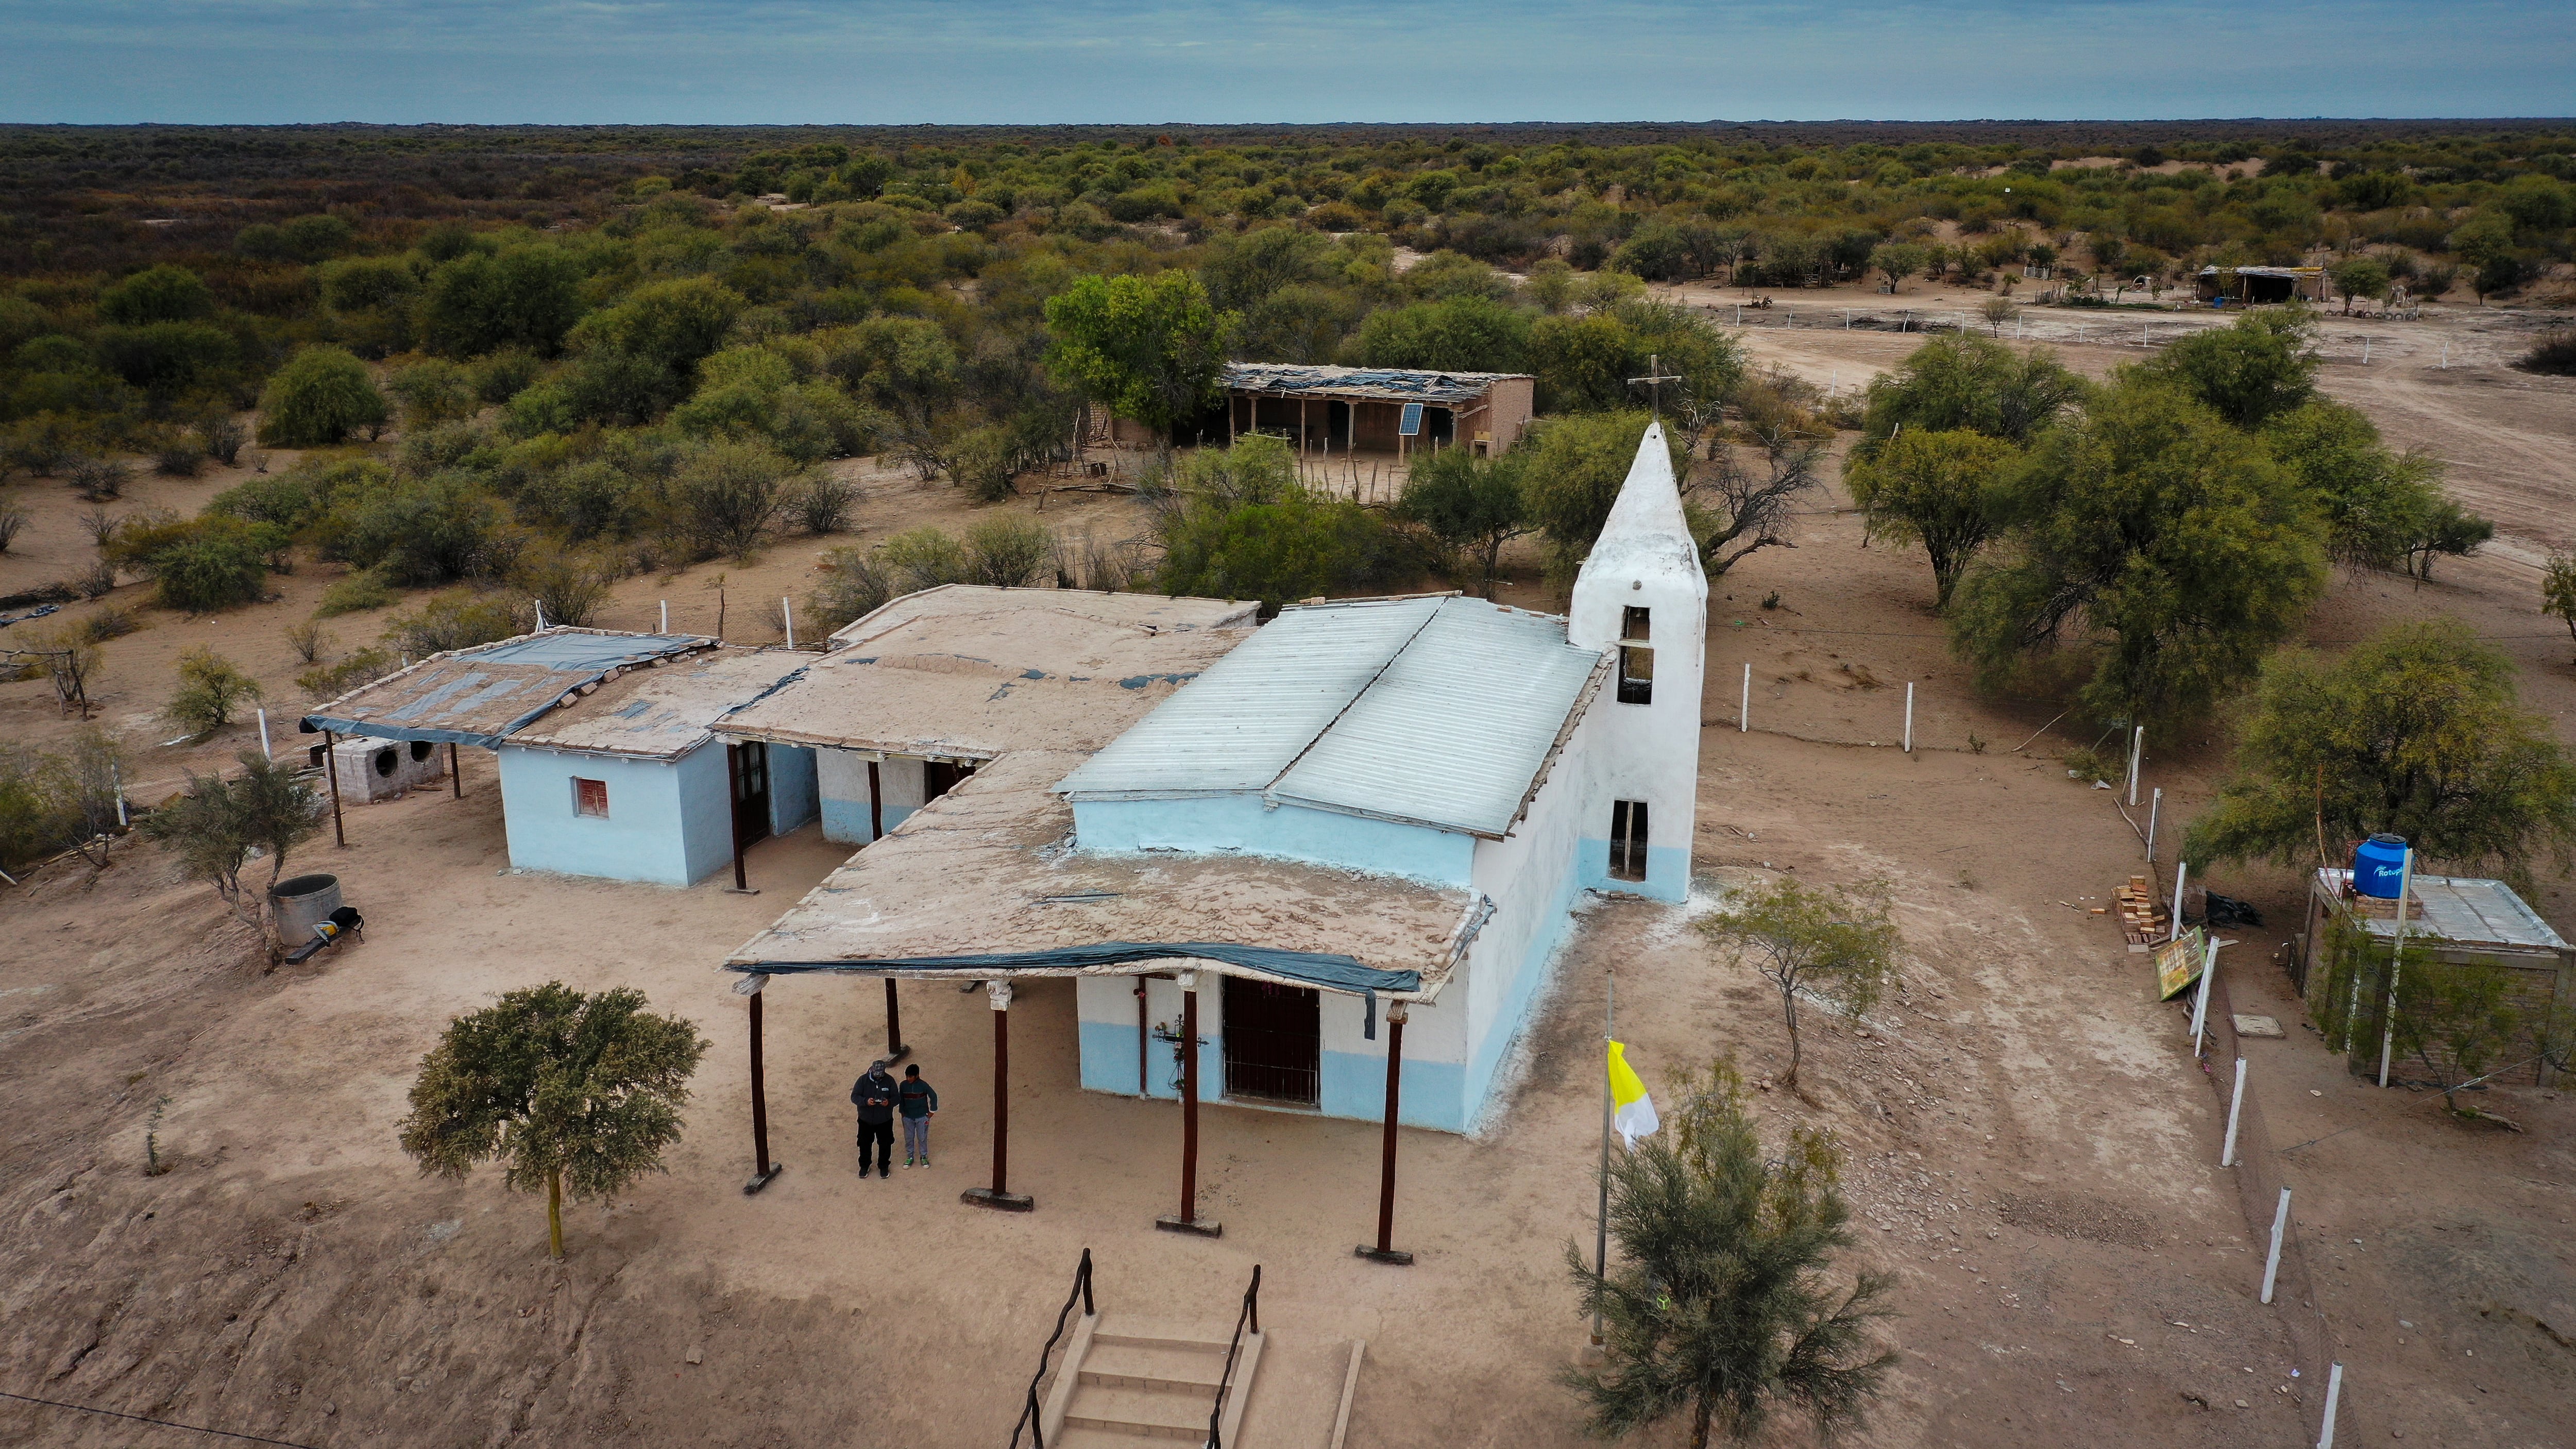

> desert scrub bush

[
  {"left": 514, "top": 544, "right": 615, "bottom": 629},
  {"left": 962, "top": 516, "right": 1054, "bottom": 586},
  {"left": 257, "top": 346, "right": 388, "bottom": 446},
  {"left": 316, "top": 567, "right": 397, "bottom": 616},
  {"left": 152, "top": 431, "right": 208, "bottom": 477},
  {"left": 806, "top": 546, "right": 896, "bottom": 632},
  {"left": 384, "top": 588, "right": 531, "bottom": 657},
  {"left": 105, "top": 514, "right": 280, "bottom": 613},
  {"left": 69, "top": 456, "right": 132, "bottom": 501},
  {"left": 2061, "top": 745, "right": 2114, "bottom": 784},
  {"left": 194, "top": 412, "right": 246, "bottom": 466},
  {"left": 79, "top": 604, "right": 141, "bottom": 643},
  {"left": 2513, "top": 332, "right": 2576, "bottom": 377},
  {"left": 164, "top": 646, "right": 262, "bottom": 739},
  {"left": 0, "top": 498, "right": 27, "bottom": 553},
  {"left": 385, "top": 356, "right": 479, "bottom": 430},
  {"left": 669, "top": 440, "right": 794, "bottom": 560},
  {"left": 283, "top": 617, "right": 331, "bottom": 663},
  {"left": 299, "top": 646, "right": 396, "bottom": 701},
  {"left": 790, "top": 472, "right": 857, "bottom": 535}
]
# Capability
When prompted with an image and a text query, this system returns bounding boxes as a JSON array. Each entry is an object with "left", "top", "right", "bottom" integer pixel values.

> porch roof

[
  {"left": 299, "top": 628, "right": 719, "bottom": 748},
  {"left": 721, "top": 749, "right": 1484, "bottom": 1000}
]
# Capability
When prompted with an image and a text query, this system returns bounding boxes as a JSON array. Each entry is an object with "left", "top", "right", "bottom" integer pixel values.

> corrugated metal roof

[
  {"left": 1223, "top": 363, "right": 1530, "bottom": 406},
  {"left": 2317, "top": 869, "right": 2570, "bottom": 952},
  {"left": 1270, "top": 601, "right": 1604, "bottom": 837},
  {"left": 507, "top": 648, "right": 810, "bottom": 760},
  {"left": 1057, "top": 595, "right": 1606, "bottom": 838},
  {"left": 299, "top": 628, "right": 718, "bottom": 747},
  {"left": 1053, "top": 596, "right": 1444, "bottom": 797}
]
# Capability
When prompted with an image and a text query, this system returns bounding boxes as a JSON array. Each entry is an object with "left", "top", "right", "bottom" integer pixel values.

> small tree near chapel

[{"left": 399, "top": 983, "right": 708, "bottom": 1259}]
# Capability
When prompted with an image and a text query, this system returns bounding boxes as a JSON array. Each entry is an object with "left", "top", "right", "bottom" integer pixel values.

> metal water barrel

[{"left": 270, "top": 873, "right": 344, "bottom": 941}]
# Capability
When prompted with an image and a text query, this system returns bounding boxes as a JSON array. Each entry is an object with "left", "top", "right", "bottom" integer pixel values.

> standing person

[
  {"left": 898, "top": 1063, "right": 939, "bottom": 1167},
  {"left": 851, "top": 1060, "right": 898, "bottom": 1178}
]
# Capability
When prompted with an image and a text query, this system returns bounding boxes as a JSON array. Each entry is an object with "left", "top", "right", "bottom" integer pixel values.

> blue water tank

[{"left": 2352, "top": 834, "right": 2409, "bottom": 898}]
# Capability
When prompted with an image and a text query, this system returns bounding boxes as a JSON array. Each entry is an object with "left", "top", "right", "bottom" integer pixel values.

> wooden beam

[
  {"left": 964, "top": 981, "right": 1032, "bottom": 1210},
  {"left": 883, "top": 977, "right": 910, "bottom": 1064},
  {"left": 725, "top": 744, "right": 757, "bottom": 895},
  {"left": 742, "top": 978, "right": 783, "bottom": 1193},
  {"left": 1357, "top": 1004, "right": 1413, "bottom": 1264},
  {"left": 867, "top": 758, "right": 884, "bottom": 843},
  {"left": 1157, "top": 975, "right": 1221, "bottom": 1236},
  {"left": 324, "top": 730, "right": 345, "bottom": 848},
  {"left": 447, "top": 741, "right": 462, "bottom": 799}
]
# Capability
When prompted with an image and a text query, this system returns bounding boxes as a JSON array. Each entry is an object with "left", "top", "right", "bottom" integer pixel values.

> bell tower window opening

[
  {"left": 1609, "top": 799, "right": 1650, "bottom": 882},
  {"left": 1621, "top": 606, "right": 1651, "bottom": 642},
  {"left": 1617, "top": 646, "right": 1654, "bottom": 705}
]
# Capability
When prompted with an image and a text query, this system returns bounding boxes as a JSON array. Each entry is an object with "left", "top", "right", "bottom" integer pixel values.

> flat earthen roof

[
  {"left": 722, "top": 750, "right": 1480, "bottom": 999},
  {"left": 715, "top": 585, "right": 1257, "bottom": 760}
]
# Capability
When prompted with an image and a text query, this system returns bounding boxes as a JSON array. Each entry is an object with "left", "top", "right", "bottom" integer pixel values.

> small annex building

[
  {"left": 2296, "top": 867, "right": 2573, "bottom": 1083},
  {"left": 722, "top": 424, "right": 1707, "bottom": 1164},
  {"left": 301, "top": 629, "right": 817, "bottom": 886},
  {"left": 2194, "top": 265, "right": 2327, "bottom": 304}
]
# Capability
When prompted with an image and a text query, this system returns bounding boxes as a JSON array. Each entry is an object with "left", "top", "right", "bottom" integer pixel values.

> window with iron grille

[
  {"left": 1609, "top": 799, "right": 1649, "bottom": 881},
  {"left": 574, "top": 778, "right": 609, "bottom": 818}
]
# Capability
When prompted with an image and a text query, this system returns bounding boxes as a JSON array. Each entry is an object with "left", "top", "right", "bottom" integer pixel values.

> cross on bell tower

[{"left": 1626, "top": 352, "right": 1685, "bottom": 417}]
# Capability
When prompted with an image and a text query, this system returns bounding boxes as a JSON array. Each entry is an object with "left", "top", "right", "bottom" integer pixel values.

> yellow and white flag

[{"left": 1607, "top": 1040, "right": 1659, "bottom": 1147}]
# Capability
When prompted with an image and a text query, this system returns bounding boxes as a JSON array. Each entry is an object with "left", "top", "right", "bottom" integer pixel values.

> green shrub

[
  {"left": 385, "top": 357, "right": 479, "bottom": 430},
  {"left": 105, "top": 514, "right": 279, "bottom": 613},
  {"left": 668, "top": 441, "right": 793, "bottom": 560},
  {"left": 165, "top": 646, "right": 262, "bottom": 739},
  {"left": 257, "top": 347, "right": 389, "bottom": 446},
  {"left": 208, "top": 471, "right": 322, "bottom": 532},
  {"left": 1155, "top": 481, "right": 1400, "bottom": 616},
  {"left": 472, "top": 349, "right": 543, "bottom": 405},
  {"left": 807, "top": 546, "right": 897, "bottom": 631},
  {"left": 298, "top": 645, "right": 397, "bottom": 701},
  {"left": 2514, "top": 332, "right": 2576, "bottom": 377},
  {"left": 962, "top": 516, "right": 1054, "bottom": 586},
  {"left": 327, "top": 473, "right": 502, "bottom": 584},
  {"left": 315, "top": 568, "right": 397, "bottom": 616},
  {"left": 384, "top": 589, "right": 533, "bottom": 657}
]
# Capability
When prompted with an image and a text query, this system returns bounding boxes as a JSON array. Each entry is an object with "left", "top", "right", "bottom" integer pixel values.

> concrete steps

[{"left": 1039, "top": 1314, "right": 1261, "bottom": 1446}]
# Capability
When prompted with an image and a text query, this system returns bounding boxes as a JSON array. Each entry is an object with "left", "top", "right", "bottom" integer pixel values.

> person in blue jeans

[{"left": 898, "top": 1063, "right": 939, "bottom": 1167}]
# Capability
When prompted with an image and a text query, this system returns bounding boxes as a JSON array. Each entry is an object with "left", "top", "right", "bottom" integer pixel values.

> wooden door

[{"left": 730, "top": 742, "right": 771, "bottom": 847}]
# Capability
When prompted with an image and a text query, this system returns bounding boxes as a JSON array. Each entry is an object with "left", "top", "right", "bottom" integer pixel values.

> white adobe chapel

[{"left": 726, "top": 424, "right": 1708, "bottom": 1137}]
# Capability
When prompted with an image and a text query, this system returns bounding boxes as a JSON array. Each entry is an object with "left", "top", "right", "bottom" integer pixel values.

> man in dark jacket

[
  {"left": 851, "top": 1062, "right": 899, "bottom": 1178},
  {"left": 897, "top": 1063, "right": 939, "bottom": 1168}
]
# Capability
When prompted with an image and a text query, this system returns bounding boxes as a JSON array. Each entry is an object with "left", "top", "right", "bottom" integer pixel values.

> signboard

[
  {"left": 1398, "top": 402, "right": 1423, "bottom": 437},
  {"left": 2153, "top": 926, "right": 2207, "bottom": 1001}
]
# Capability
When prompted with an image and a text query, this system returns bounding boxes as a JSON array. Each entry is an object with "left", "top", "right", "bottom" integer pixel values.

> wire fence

[
  {"left": 1693, "top": 298, "right": 2522, "bottom": 371},
  {"left": 2189, "top": 972, "right": 2351, "bottom": 1440}
]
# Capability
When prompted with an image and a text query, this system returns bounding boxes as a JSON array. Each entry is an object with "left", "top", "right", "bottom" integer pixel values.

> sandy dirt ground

[{"left": 5, "top": 309, "right": 2574, "bottom": 1448}]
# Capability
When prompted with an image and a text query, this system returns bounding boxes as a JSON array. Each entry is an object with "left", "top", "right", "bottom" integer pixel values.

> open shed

[
  {"left": 2296, "top": 868, "right": 2573, "bottom": 1084},
  {"left": 1197, "top": 363, "right": 1536, "bottom": 458}
]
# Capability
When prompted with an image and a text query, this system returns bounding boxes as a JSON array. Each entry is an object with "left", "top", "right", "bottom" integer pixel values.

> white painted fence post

[
  {"left": 534, "top": 600, "right": 546, "bottom": 631},
  {"left": 1740, "top": 663, "right": 1750, "bottom": 733},
  {"left": 2170, "top": 857, "right": 2187, "bottom": 945},
  {"left": 2190, "top": 937, "right": 2218, "bottom": 1056},
  {"left": 782, "top": 597, "right": 795, "bottom": 650},
  {"left": 2260, "top": 1187, "right": 2291, "bottom": 1303},
  {"left": 1903, "top": 682, "right": 1914, "bottom": 753},
  {"left": 2146, "top": 786, "right": 2161, "bottom": 864},
  {"left": 111, "top": 763, "right": 128, "bottom": 829},
  {"left": 2316, "top": 1362, "right": 2344, "bottom": 1448},
  {"left": 659, "top": 599, "right": 669, "bottom": 633},
  {"left": 2361, "top": 338, "right": 2370, "bottom": 366},
  {"left": 2127, "top": 724, "right": 2143, "bottom": 805},
  {"left": 258, "top": 707, "right": 272, "bottom": 761},
  {"left": 2222, "top": 1057, "right": 2247, "bottom": 1167}
]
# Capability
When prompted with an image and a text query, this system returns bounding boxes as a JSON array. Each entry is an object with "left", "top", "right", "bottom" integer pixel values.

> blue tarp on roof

[{"left": 299, "top": 630, "right": 715, "bottom": 748}]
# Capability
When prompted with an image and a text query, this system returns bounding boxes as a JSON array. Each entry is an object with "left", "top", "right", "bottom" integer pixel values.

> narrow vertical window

[
  {"left": 1609, "top": 799, "right": 1650, "bottom": 881},
  {"left": 573, "top": 778, "right": 609, "bottom": 818},
  {"left": 1618, "top": 605, "right": 1653, "bottom": 703}
]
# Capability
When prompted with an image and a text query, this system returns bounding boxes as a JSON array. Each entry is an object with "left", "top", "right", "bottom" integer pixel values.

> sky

[{"left": 2, "top": 1, "right": 2569, "bottom": 126}]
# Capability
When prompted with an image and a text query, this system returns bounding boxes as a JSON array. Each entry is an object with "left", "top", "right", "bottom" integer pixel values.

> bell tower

[{"left": 1567, "top": 423, "right": 1706, "bottom": 902}]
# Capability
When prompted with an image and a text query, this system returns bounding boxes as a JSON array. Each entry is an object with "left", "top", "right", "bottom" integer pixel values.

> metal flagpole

[{"left": 1592, "top": 970, "right": 1614, "bottom": 1348}]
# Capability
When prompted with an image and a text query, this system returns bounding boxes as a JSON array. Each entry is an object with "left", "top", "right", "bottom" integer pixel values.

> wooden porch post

[
  {"left": 884, "top": 978, "right": 909, "bottom": 1064},
  {"left": 740, "top": 974, "right": 783, "bottom": 1193},
  {"left": 1157, "top": 973, "right": 1221, "bottom": 1236},
  {"left": 1135, "top": 979, "right": 1150, "bottom": 1096},
  {"left": 323, "top": 730, "right": 345, "bottom": 848},
  {"left": 867, "top": 758, "right": 884, "bottom": 842},
  {"left": 447, "top": 742, "right": 462, "bottom": 798},
  {"left": 725, "top": 744, "right": 757, "bottom": 895},
  {"left": 1358, "top": 1002, "right": 1414, "bottom": 1264},
  {"left": 963, "top": 981, "right": 1032, "bottom": 1210}
]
